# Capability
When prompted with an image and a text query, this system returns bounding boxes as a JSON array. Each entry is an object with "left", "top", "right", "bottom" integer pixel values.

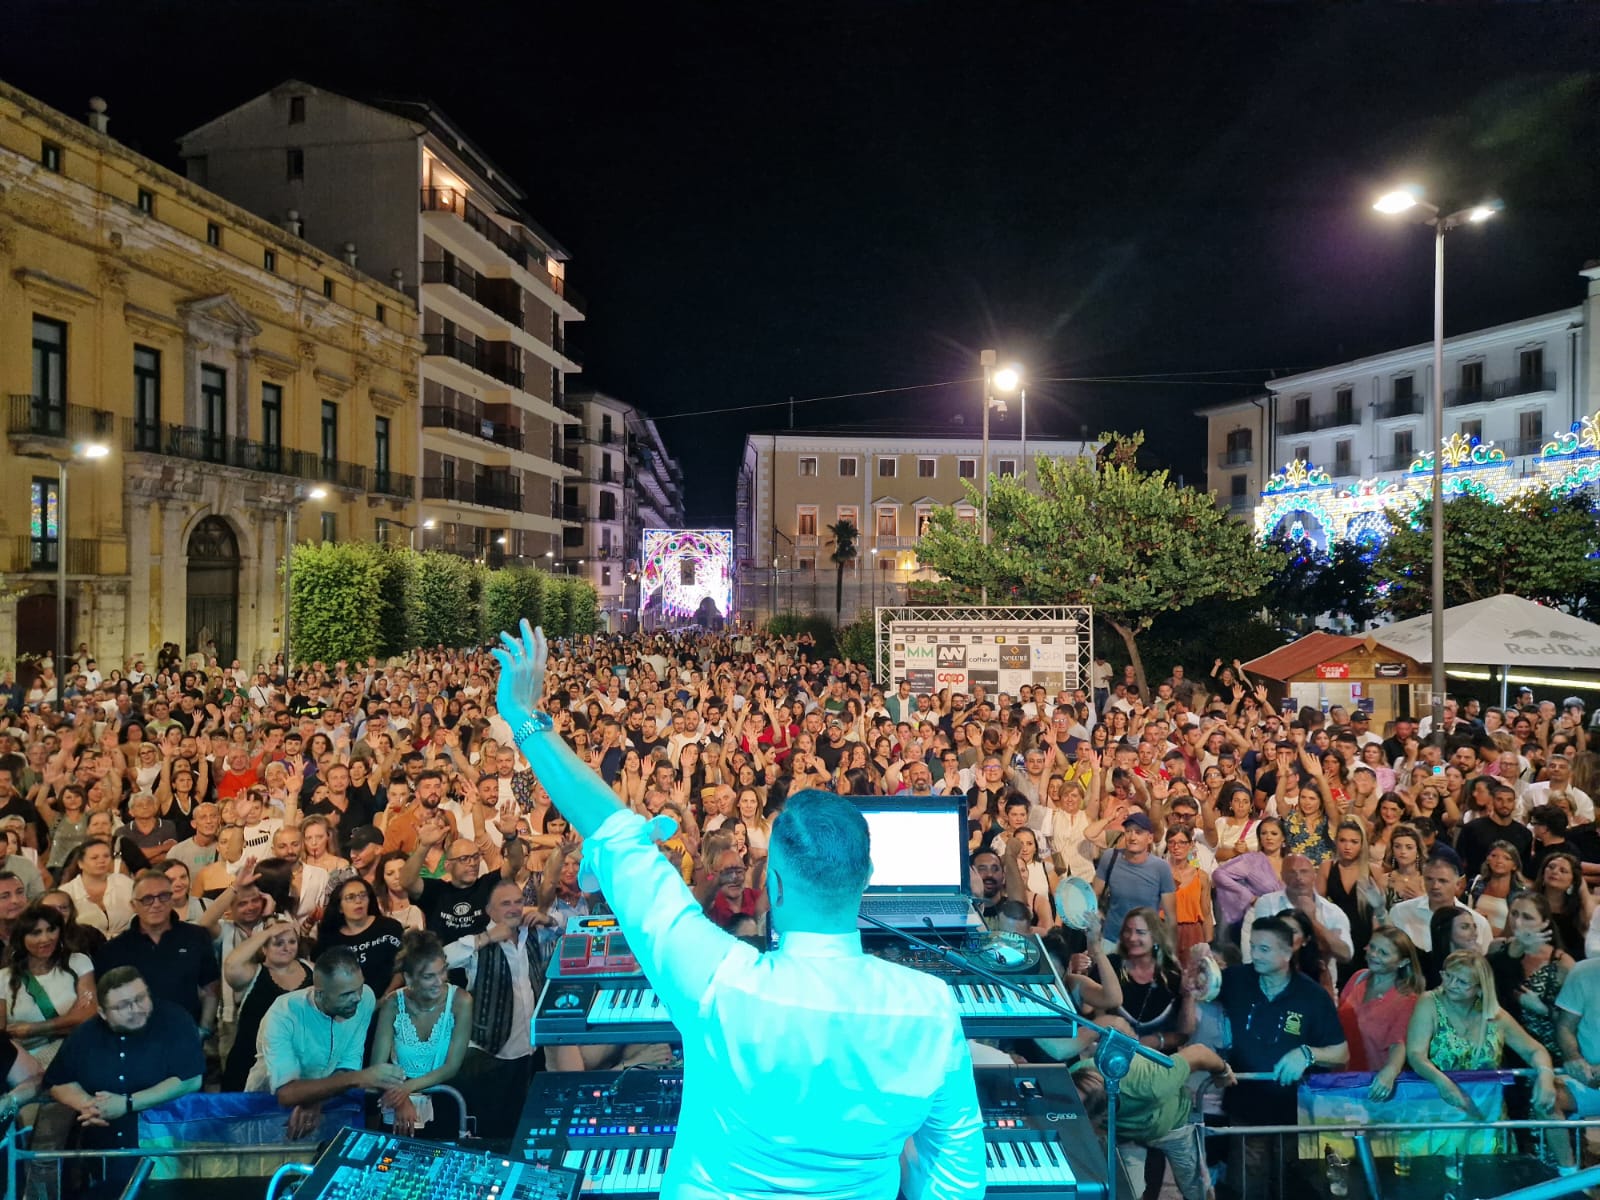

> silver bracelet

[{"left": 515, "top": 711, "right": 555, "bottom": 745}]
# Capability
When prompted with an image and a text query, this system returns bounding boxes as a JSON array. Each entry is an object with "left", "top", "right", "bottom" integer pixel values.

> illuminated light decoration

[
  {"left": 1557, "top": 461, "right": 1600, "bottom": 493},
  {"left": 1409, "top": 433, "right": 1506, "bottom": 474},
  {"left": 1541, "top": 414, "right": 1600, "bottom": 460},
  {"left": 1345, "top": 510, "right": 1392, "bottom": 548},
  {"left": 1264, "top": 460, "right": 1333, "bottom": 493},
  {"left": 1264, "top": 501, "right": 1332, "bottom": 551},
  {"left": 639, "top": 529, "right": 734, "bottom": 620},
  {"left": 1335, "top": 477, "right": 1400, "bottom": 501}
]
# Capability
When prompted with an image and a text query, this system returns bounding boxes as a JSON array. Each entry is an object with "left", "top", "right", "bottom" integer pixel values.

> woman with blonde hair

[
  {"left": 1466, "top": 841, "right": 1527, "bottom": 937},
  {"left": 1383, "top": 824, "right": 1425, "bottom": 907},
  {"left": 1083, "top": 907, "right": 1187, "bottom": 1052},
  {"left": 1337, "top": 926, "right": 1423, "bottom": 1100},
  {"left": 1320, "top": 818, "right": 1381, "bottom": 987},
  {"left": 1406, "top": 950, "right": 1559, "bottom": 1158}
]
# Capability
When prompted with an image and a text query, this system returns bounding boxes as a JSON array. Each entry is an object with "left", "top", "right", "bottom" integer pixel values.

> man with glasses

[
  {"left": 402, "top": 819, "right": 510, "bottom": 948},
  {"left": 94, "top": 869, "right": 219, "bottom": 1040},
  {"left": 246, "top": 946, "right": 401, "bottom": 1139},
  {"left": 41, "top": 966, "right": 203, "bottom": 1184}
]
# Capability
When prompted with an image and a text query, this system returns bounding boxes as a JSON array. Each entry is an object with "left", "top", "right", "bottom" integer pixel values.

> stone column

[
  {"left": 125, "top": 495, "right": 152, "bottom": 661},
  {"left": 159, "top": 504, "right": 189, "bottom": 656}
]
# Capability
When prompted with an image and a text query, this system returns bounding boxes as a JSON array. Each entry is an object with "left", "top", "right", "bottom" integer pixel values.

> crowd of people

[{"left": 3, "top": 634, "right": 1600, "bottom": 1195}]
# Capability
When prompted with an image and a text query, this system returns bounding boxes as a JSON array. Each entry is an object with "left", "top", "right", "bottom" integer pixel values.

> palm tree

[{"left": 826, "top": 519, "right": 859, "bottom": 620}]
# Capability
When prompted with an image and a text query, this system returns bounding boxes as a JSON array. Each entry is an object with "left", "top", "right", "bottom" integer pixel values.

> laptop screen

[{"left": 861, "top": 804, "right": 966, "bottom": 892}]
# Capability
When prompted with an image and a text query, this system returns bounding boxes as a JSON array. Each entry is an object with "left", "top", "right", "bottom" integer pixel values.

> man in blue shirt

[{"left": 495, "top": 622, "right": 984, "bottom": 1200}]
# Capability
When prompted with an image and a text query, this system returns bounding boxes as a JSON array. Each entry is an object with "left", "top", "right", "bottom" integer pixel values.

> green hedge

[{"left": 287, "top": 544, "right": 596, "bottom": 666}]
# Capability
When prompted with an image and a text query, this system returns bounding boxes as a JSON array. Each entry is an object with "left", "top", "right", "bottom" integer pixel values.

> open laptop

[{"left": 854, "top": 798, "right": 980, "bottom": 930}]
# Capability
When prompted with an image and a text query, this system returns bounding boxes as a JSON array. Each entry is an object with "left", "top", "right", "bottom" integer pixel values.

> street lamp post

[
  {"left": 20, "top": 442, "right": 109, "bottom": 700},
  {"left": 994, "top": 365, "right": 1025, "bottom": 480},
  {"left": 282, "top": 486, "right": 328, "bottom": 676},
  {"left": 1374, "top": 187, "right": 1500, "bottom": 740},
  {"left": 979, "top": 349, "right": 1006, "bottom": 604},
  {"left": 870, "top": 547, "right": 878, "bottom": 616},
  {"left": 408, "top": 518, "right": 436, "bottom": 552}
]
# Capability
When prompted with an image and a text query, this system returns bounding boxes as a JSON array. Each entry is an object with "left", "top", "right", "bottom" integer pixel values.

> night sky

[{"left": 5, "top": 2, "right": 1598, "bottom": 524}]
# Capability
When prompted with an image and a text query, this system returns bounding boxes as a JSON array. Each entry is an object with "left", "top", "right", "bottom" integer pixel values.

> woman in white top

[
  {"left": 1001, "top": 830, "right": 1056, "bottom": 932},
  {"left": 1212, "top": 783, "right": 1260, "bottom": 861},
  {"left": 735, "top": 788, "right": 770, "bottom": 860},
  {"left": 1039, "top": 775, "right": 1097, "bottom": 881},
  {"left": 61, "top": 838, "right": 133, "bottom": 935},
  {"left": 162, "top": 860, "right": 208, "bottom": 922},
  {"left": 368, "top": 931, "right": 473, "bottom": 1137},
  {"left": 0, "top": 902, "right": 96, "bottom": 1067}
]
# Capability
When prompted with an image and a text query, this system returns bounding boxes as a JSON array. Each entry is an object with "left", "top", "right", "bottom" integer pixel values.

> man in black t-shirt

[
  {"left": 401, "top": 818, "right": 510, "bottom": 945},
  {"left": 1381, "top": 716, "right": 1416, "bottom": 767},
  {"left": 1454, "top": 784, "right": 1533, "bottom": 881}
]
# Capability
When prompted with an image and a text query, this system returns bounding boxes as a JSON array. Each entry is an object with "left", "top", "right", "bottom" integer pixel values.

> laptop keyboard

[{"left": 863, "top": 898, "right": 975, "bottom": 919}]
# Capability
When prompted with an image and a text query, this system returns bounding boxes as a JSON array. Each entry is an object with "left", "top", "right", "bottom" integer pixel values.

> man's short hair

[
  {"left": 1530, "top": 804, "right": 1570, "bottom": 837},
  {"left": 1249, "top": 914, "right": 1297, "bottom": 948},
  {"left": 769, "top": 789, "right": 871, "bottom": 913},
  {"left": 314, "top": 945, "right": 362, "bottom": 980},
  {"left": 96, "top": 964, "right": 145, "bottom": 1007}
]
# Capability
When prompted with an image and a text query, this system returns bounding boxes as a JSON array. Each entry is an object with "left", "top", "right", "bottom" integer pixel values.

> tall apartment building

[
  {"left": 178, "top": 81, "right": 580, "bottom": 566},
  {"left": 1198, "top": 281, "right": 1597, "bottom": 550},
  {"left": 735, "top": 432, "right": 1094, "bottom": 623},
  {"left": 0, "top": 82, "right": 418, "bottom": 668},
  {"left": 561, "top": 391, "right": 684, "bottom": 630}
]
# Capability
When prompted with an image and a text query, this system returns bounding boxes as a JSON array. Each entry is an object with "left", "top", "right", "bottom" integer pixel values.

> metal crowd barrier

[{"left": 2, "top": 1084, "right": 474, "bottom": 1200}]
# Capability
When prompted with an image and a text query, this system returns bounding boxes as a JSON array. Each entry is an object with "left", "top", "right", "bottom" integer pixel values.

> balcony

[
  {"left": 1374, "top": 450, "right": 1416, "bottom": 473},
  {"left": 1224, "top": 495, "right": 1256, "bottom": 515},
  {"left": 550, "top": 330, "right": 583, "bottom": 368},
  {"left": 1502, "top": 435, "right": 1546, "bottom": 457},
  {"left": 3, "top": 535, "right": 99, "bottom": 574},
  {"left": 1216, "top": 448, "right": 1253, "bottom": 468},
  {"left": 422, "top": 333, "right": 524, "bottom": 389},
  {"left": 558, "top": 503, "right": 586, "bottom": 522},
  {"left": 1314, "top": 408, "right": 1359, "bottom": 431},
  {"left": 1275, "top": 416, "right": 1312, "bottom": 436},
  {"left": 1375, "top": 396, "right": 1421, "bottom": 420},
  {"left": 421, "top": 189, "right": 584, "bottom": 314},
  {"left": 1329, "top": 459, "right": 1359, "bottom": 479},
  {"left": 9, "top": 395, "right": 116, "bottom": 443},
  {"left": 422, "top": 405, "right": 524, "bottom": 452},
  {"left": 872, "top": 536, "right": 919, "bottom": 550},
  {"left": 1445, "top": 371, "right": 1557, "bottom": 409},
  {"left": 121, "top": 418, "right": 413, "bottom": 497},
  {"left": 422, "top": 475, "right": 523, "bottom": 512}
]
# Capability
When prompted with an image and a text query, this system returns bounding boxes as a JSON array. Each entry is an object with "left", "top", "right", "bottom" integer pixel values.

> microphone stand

[{"left": 857, "top": 911, "right": 1172, "bottom": 1198}]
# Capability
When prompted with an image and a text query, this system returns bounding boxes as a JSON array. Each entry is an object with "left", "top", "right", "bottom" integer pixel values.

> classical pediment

[{"left": 177, "top": 293, "right": 264, "bottom": 339}]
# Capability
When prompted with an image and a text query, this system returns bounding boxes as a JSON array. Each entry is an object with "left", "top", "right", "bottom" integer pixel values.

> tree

[
  {"left": 409, "top": 552, "right": 479, "bottom": 648},
  {"left": 287, "top": 542, "right": 386, "bottom": 666},
  {"left": 1373, "top": 490, "right": 1600, "bottom": 618},
  {"left": 915, "top": 432, "right": 1282, "bottom": 698},
  {"left": 482, "top": 567, "right": 545, "bottom": 642},
  {"left": 1261, "top": 531, "right": 1379, "bottom": 632},
  {"left": 826, "top": 518, "right": 859, "bottom": 620}
]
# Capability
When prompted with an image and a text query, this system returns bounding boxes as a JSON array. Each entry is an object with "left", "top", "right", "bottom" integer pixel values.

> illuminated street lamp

[
  {"left": 993, "top": 365, "right": 1026, "bottom": 480},
  {"left": 1373, "top": 185, "right": 1501, "bottom": 740}
]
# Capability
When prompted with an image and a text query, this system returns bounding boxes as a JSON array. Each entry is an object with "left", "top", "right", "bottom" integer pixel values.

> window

[
  {"left": 286, "top": 148, "right": 304, "bottom": 180},
  {"left": 1292, "top": 395, "right": 1310, "bottom": 429},
  {"left": 31, "top": 316, "right": 67, "bottom": 435},
  {"left": 29, "top": 477, "right": 59, "bottom": 569},
  {"left": 321, "top": 401, "right": 338, "bottom": 473},
  {"left": 1392, "top": 429, "right": 1414, "bottom": 461},
  {"left": 206, "top": 222, "right": 221, "bottom": 248},
  {"left": 1393, "top": 375, "right": 1414, "bottom": 402},
  {"left": 876, "top": 508, "right": 898, "bottom": 538},
  {"left": 320, "top": 512, "right": 337, "bottom": 543},
  {"left": 797, "top": 558, "right": 815, "bottom": 572},
  {"left": 918, "top": 458, "right": 937, "bottom": 479},
  {"left": 263, "top": 248, "right": 277, "bottom": 273},
  {"left": 1460, "top": 361, "right": 1483, "bottom": 393},
  {"left": 137, "top": 188, "right": 155, "bottom": 215},
  {"left": 374, "top": 416, "right": 391, "bottom": 491},
  {"left": 599, "top": 493, "right": 617, "bottom": 520},
  {"left": 1334, "top": 387, "right": 1353, "bottom": 426},
  {"left": 957, "top": 508, "right": 978, "bottom": 528},
  {"left": 797, "top": 508, "right": 818, "bottom": 538},
  {"left": 1520, "top": 348, "right": 1546, "bottom": 386},
  {"left": 40, "top": 141, "right": 61, "bottom": 173},
  {"left": 836, "top": 506, "right": 859, "bottom": 531},
  {"left": 997, "top": 459, "right": 1017, "bottom": 477},
  {"left": 261, "top": 384, "right": 283, "bottom": 471},
  {"left": 957, "top": 457, "right": 977, "bottom": 479},
  {"left": 1224, "top": 429, "right": 1252, "bottom": 463},
  {"left": 1333, "top": 439, "right": 1353, "bottom": 474},
  {"left": 288, "top": 95, "right": 306, "bottom": 124},
  {"left": 878, "top": 555, "right": 895, "bottom": 572},
  {"left": 1230, "top": 474, "right": 1249, "bottom": 497},
  {"left": 1293, "top": 445, "right": 1310, "bottom": 462},
  {"left": 322, "top": 277, "right": 335, "bottom": 299},
  {"left": 133, "top": 346, "right": 160, "bottom": 450},
  {"left": 375, "top": 303, "right": 385, "bottom": 324},
  {"left": 1459, "top": 418, "right": 1482, "bottom": 443},
  {"left": 201, "top": 366, "right": 227, "bottom": 461},
  {"left": 798, "top": 456, "right": 818, "bottom": 477},
  {"left": 878, "top": 457, "right": 897, "bottom": 478},
  {"left": 1519, "top": 410, "right": 1544, "bottom": 443},
  {"left": 838, "top": 457, "right": 858, "bottom": 478},
  {"left": 601, "top": 565, "right": 612, "bottom": 587},
  {"left": 915, "top": 507, "right": 934, "bottom": 537},
  {"left": 375, "top": 518, "right": 392, "bottom": 545}
]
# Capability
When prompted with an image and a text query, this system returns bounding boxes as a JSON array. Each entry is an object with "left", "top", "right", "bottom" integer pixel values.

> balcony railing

[
  {"left": 421, "top": 260, "right": 523, "bottom": 327},
  {"left": 1329, "top": 459, "right": 1359, "bottom": 479},
  {"left": 1502, "top": 435, "right": 1546, "bottom": 457},
  {"left": 1445, "top": 371, "right": 1557, "bottom": 408},
  {"left": 1375, "top": 450, "right": 1416, "bottom": 472},
  {"left": 558, "top": 504, "right": 587, "bottom": 522},
  {"left": 422, "top": 333, "right": 523, "bottom": 389},
  {"left": 550, "top": 330, "right": 583, "bottom": 367},
  {"left": 4, "top": 536, "right": 99, "bottom": 574},
  {"left": 120, "top": 418, "right": 413, "bottom": 498},
  {"left": 421, "top": 405, "right": 524, "bottom": 451},
  {"left": 422, "top": 475, "right": 523, "bottom": 512},
  {"left": 421, "top": 189, "right": 585, "bottom": 313},
  {"left": 1275, "top": 416, "right": 1312, "bottom": 436},
  {"left": 1375, "top": 396, "right": 1421, "bottom": 419},
  {"left": 9, "top": 395, "right": 116, "bottom": 442},
  {"left": 1314, "top": 408, "right": 1359, "bottom": 431},
  {"left": 1224, "top": 495, "right": 1256, "bottom": 515},
  {"left": 1216, "top": 448, "right": 1253, "bottom": 468}
]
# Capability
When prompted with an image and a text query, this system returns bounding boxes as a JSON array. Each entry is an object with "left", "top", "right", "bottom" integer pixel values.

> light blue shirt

[{"left": 581, "top": 808, "right": 985, "bottom": 1200}]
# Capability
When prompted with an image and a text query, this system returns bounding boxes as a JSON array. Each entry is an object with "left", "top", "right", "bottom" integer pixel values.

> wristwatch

[{"left": 514, "top": 711, "right": 555, "bottom": 744}]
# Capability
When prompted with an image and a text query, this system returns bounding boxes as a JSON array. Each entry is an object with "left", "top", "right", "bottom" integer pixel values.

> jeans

[{"left": 1120, "top": 1122, "right": 1210, "bottom": 1200}]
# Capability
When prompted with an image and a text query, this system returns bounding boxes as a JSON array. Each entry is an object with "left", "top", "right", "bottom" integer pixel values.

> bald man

[
  {"left": 1239, "top": 854, "right": 1353, "bottom": 993},
  {"left": 402, "top": 815, "right": 512, "bottom": 946}
]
